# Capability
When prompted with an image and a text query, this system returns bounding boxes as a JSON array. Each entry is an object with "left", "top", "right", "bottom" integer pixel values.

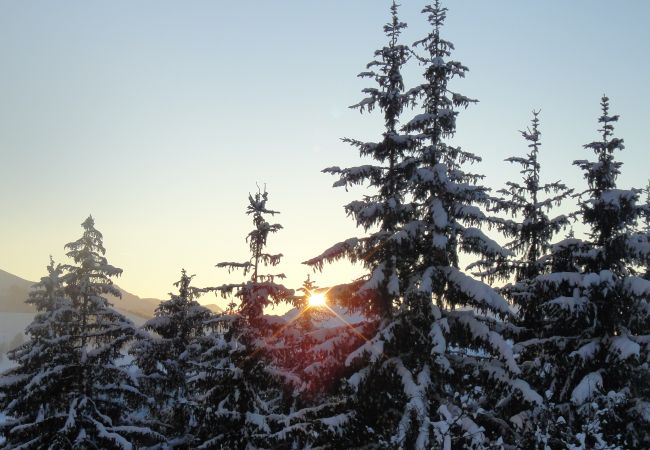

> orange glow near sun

[{"left": 308, "top": 292, "right": 327, "bottom": 307}]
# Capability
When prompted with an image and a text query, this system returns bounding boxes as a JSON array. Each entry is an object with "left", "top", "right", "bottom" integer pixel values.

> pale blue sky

[{"left": 1, "top": 1, "right": 649, "bottom": 305}]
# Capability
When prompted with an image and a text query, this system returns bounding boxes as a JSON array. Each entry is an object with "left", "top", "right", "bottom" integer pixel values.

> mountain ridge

[{"left": 0, "top": 268, "right": 222, "bottom": 318}]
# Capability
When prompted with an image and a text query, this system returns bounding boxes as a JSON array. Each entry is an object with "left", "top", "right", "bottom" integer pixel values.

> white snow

[
  {"left": 598, "top": 188, "right": 637, "bottom": 205},
  {"left": 544, "top": 296, "right": 590, "bottom": 315},
  {"left": 430, "top": 198, "right": 448, "bottom": 228},
  {"left": 571, "top": 371, "right": 603, "bottom": 405},
  {"left": 609, "top": 335, "right": 640, "bottom": 360},
  {"left": 536, "top": 271, "right": 583, "bottom": 288},
  {"left": 449, "top": 311, "right": 519, "bottom": 374},
  {"left": 445, "top": 267, "right": 511, "bottom": 315},
  {"left": 570, "top": 340, "right": 600, "bottom": 361},
  {"left": 624, "top": 276, "right": 650, "bottom": 296}
]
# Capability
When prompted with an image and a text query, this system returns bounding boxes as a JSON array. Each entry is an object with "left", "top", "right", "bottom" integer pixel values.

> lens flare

[{"left": 308, "top": 293, "right": 327, "bottom": 307}]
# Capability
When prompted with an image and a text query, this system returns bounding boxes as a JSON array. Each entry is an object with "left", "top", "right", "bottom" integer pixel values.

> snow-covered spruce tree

[
  {"left": 568, "top": 97, "right": 650, "bottom": 448},
  {"left": 0, "top": 258, "right": 77, "bottom": 449},
  {"left": 62, "top": 216, "right": 162, "bottom": 448},
  {"left": 518, "top": 97, "right": 650, "bottom": 448},
  {"left": 306, "top": 2, "right": 540, "bottom": 449},
  {"left": 0, "top": 217, "right": 161, "bottom": 449},
  {"left": 191, "top": 189, "right": 296, "bottom": 449},
  {"left": 482, "top": 111, "right": 572, "bottom": 290},
  {"left": 476, "top": 111, "right": 573, "bottom": 445},
  {"left": 309, "top": 0, "right": 417, "bottom": 319},
  {"left": 302, "top": 2, "right": 420, "bottom": 447},
  {"left": 130, "top": 269, "right": 212, "bottom": 448}
]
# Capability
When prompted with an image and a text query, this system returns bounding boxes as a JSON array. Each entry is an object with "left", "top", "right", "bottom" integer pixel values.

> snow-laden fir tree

[
  {"left": 477, "top": 111, "right": 573, "bottom": 336},
  {"left": 475, "top": 111, "right": 573, "bottom": 445},
  {"left": 306, "top": 2, "right": 540, "bottom": 448},
  {"left": 517, "top": 97, "right": 650, "bottom": 449},
  {"left": 0, "top": 258, "right": 77, "bottom": 449},
  {"left": 0, "top": 217, "right": 161, "bottom": 449},
  {"left": 303, "top": 2, "right": 419, "bottom": 446},
  {"left": 482, "top": 111, "right": 572, "bottom": 289},
  {"left": 191, "top": 189, "right": 296, "bottom": 449},
  {"left": 308, "top": 0, "right": 417, "bottom": 319},
  {"left": 130, "top": 269, "right": 212, "bottom": 448}
]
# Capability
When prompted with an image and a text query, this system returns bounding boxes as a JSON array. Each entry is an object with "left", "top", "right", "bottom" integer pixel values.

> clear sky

[{"left": 1, "top": 1, "right": 649, "bottom": 309}]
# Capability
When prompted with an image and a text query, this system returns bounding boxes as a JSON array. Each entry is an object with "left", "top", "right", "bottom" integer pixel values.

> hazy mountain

[
  {"left": 0, "top": 269, "right": 34, "bottom": 314},
  {"left": 0, "top": 268, "right": 222, "bottom": 319}
]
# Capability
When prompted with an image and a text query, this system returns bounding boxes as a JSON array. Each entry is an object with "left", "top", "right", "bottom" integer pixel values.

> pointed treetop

[
  {"left": 423, "top": 0, "right": 447, "bottom": 33},
  {"left": 82, "top": 215, "right": 95, "bottom": 229},
  {"left": 173, "top": 268, "right": 197, "bottom": 300},
  {"left": 247, "top": 186, "right": 279, "bottom": 217},
  {"left": 597, "top": 94, "right": 620, "bottom": 143},
  {"left": 577, "top": 95, "right": 625, "bottom": 194},
  {"left": 521, "top": 109, "right": 541, "bottom": 148},
  {"left": 386, "top": 1, "right": 407, "bottom": 42},
  {"left": 47, "top": 254, "right": 57, "bottom": 271}
]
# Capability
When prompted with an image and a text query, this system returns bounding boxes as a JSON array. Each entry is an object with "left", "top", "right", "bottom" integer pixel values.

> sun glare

[{"left": 308, "top": 293, "right": 327, "bottom": 307}]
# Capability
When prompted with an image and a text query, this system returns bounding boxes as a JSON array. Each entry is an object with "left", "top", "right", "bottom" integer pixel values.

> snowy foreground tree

[
  {"left": 191, "top": 189, "right": 297, "bottom": 449},
  {"left": 306, "top": 2, "right": 540, "bottom": 448},
  {"left": 514, "top": 97, "right": 650, "bottom": 449},
  {"left": 0, "top": 216, "right": 161, "bottom": 449},
  {"left": 130, "top": 269, "right": 212, "bottom": 448}
]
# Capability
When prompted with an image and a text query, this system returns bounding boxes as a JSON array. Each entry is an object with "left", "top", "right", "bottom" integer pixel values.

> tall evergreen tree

[
  {"left": 518, "top": 97, "right": 650, "bottom": 448},
  {"left": 306, "top": 2, "right": 539, "bottom": 448},
  {"left": 0, "top": 217, "right": 161, "bottom": 449},
  {"left": 482, "top": 111, "right": 572, "bottom": 286},
  {"left": 307, "top": 0, "right": 416, "bottom": 319},
  {"left": 482, "top": 111, "right": 573, "bottom": 328},
  {"left": 192, "top": 189, "right": 296, "bottom": 449},
  {"left": 130, "top": 269, "right": 212, "bottom": 448},
  {"left": 477, "top": 112, "right": 573, "bottom": 446},
  {"left": 303, "top": 2, "right": 420, "bottom": 447}
]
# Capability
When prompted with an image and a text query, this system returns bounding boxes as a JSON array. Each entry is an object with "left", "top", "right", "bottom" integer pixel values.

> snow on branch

[
  {"left": 302, "top": 238, "right": 363, "bottom": 271},
  {"left": 571, "top": 371, "right": 603, "bottom": 405},
  {"left": 444, "top": 267, "right": 511, "bottom": 316},
  {"left": 447, "top": 311, "right": 519, "bottom": 374}
]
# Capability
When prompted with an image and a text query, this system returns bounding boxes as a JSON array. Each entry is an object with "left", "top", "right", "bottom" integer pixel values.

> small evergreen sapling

[{"left": 130, "top": 269, "right": 212, "bottom": 448}]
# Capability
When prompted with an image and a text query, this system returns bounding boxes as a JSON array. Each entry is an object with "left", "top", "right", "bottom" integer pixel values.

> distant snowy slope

[{"left": 0, "top": 269, "right": 34, "bottom": 313}]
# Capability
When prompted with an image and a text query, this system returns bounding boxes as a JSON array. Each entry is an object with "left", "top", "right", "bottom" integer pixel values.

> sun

[{"left": 308, "top": 292, "right": 327, "bottom": 307}]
